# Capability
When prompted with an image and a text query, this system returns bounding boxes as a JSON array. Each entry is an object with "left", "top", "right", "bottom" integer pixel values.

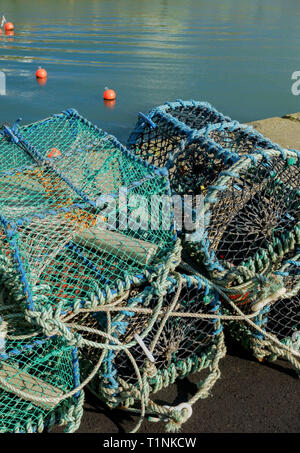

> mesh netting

[
  {"left": 195, "top": 149, "right": 299, "bottom": 292},
  {"left": 223, "top": 256, "right": 299, "bottom": 370},
  {"left": 127, "top": 100, "right": 299, "bottom": 372},
  {"left": 0, "top": 103, "right": 298, "bottom": 433},
  {"left": 191, "top": 149, "right": 299, "bottom": 371},
  {"left": 201, "top": 121, "right": 283, "bottom": 156},
  {"left": 0, "top": 131, "right": 34, "bottom": 174},
  {"left": 272, "top": 260, "right": 299, "bottom": 350},
  {"left": 127, "top": 101, "right": 281, "bottom": 199},
  {"left": 0, "top": 109, "right": 178, "bottom": 316},
  {"left": 128, "top": 100, "right": 232, "bottom": 191},
  {"left": 77, "top": 273, "right": 225, "bottom": 426},
  {"left": 0, "top": 288, "right": 82, "bottom": 433}
]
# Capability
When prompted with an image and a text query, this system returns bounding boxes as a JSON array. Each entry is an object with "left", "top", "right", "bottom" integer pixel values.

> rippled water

[{"left": 0, "top": 0, "right": 300, "bottom": 142}]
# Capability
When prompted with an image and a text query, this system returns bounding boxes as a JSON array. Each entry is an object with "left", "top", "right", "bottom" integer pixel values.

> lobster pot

[
  {"left": 0, "top": 291, "right": 83, "bottom": 433},
  {"left": 79, "top": 274, "right": 225, "bottom": 431},
  {"left": 226, "top": 254, "right": 299, "bottom": 370},
  {"left": 186, "top": 148, "right": 300, "bottom": 372},
  {"left": 0, "top": 109, "right": 179, "bottom": 318},
  {"left": 186, "top": 148, "right": 299, "bottom": 295},
  {"left": 127, "top": 100, "right": 282, "bottom": 200},
  {"left": 196, "top": 120, "right": 282, "bottom": 157},
  {"left": 0, "top": 130, "right": 34, "bottom": 173},
  {"left": 127, "top": 100, "right": 234, "bottom": 192},
  {"left": 127, "top": 100, "right": 232, "bottom": 169}
]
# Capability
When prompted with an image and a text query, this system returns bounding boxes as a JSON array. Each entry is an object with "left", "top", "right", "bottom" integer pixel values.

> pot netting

[
  {"left": 196, "top": 149, "right": 299, "bottom": 287},
  {"left": 254, "top": 258, "right": 299, "bottom": 368},
  {"left": 78, "top": 274, "right": 225, "bottom": 430},
  {"left": 127, "top": 101, "right": 282, "bottom": 200},
  {"left": 270, "top": 257, "right": 299, "bottom": 347},
  {"left": 127, "top": 100, "right": 232, "bottom": 184},
  {"left": 0, "top": 288, "right": 83, "bottom": 433},
  {"left": 0, "top": 110, "right": 178, "bottom": 316},
  {"left": 174, "top": 121, "right": 281, "bottom": 197},
  {"left": 157, "top": 100, "right": 231, "bottom": 130},
  {"left": 17, "top": 109, "right": 171, "bottom": 205},
  {"left": 200, "top": 121, "right": 282, "bottom": 156},
  {"left": 0, "top": 130, "right": 33, "bottom": 173},
  {"left": 224, "top": 258, "right": 299, "bottom": 371},
  {"left": 188, "top": 149, "right": 299, "bottom": 370}
]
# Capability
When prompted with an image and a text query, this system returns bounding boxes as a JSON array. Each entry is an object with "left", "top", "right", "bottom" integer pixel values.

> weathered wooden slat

[
  {"left": 76, "top": 227, "right": 158, "bottom": 266},
  {"left": 0, "top": 362, "right": 64, "bottom": 410}
]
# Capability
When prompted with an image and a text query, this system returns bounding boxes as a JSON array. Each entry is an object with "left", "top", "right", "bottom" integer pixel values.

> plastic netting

[
  {"left": 0, "top": 288, "right": 83, "bottom": 433},
  {"left": 188, "top": 148, "right": 299, "bottom": 371},
  {"left": 193, "top": 149, "right": 299, "bottom": 291},
  {"left": 273, "top": 259, "right": 300, "bottom": 353},
  {"left": 77, "top": 273, "right": 225, "bottom": 429},
  {"left": 0, "top": 102, "right": 298, "bottom": 434},
  {"left": 199, "top": 120, "right": 283, "bottom": 156},
  {"left": 127, "top": 100, "right": 299, "bottom": 372},
  {"left": 225, "top": 256, "right": 299, "bottom": 370},
  {"left": 127, "top": 101, "right": 232, "bottom": 192},
  {"left": 0, "top": 109, "right": 178, "bottom": 317},
  {"left": 0, "top": 132, "right": 33, "bottom": 174},
  {"left": 127, "top": 101, "right": 281, "bottom": 199}
]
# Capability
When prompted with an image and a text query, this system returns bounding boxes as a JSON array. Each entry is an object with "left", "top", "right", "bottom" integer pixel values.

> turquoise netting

[
  {"left": 0, "top": 102, "right": 298, "bottom": 433},
  {"left": 0, "top": 109, "right": 178, "bottom": 317},
  {"left": 0, "top": 288, "right": 83, "bottom": 433}
]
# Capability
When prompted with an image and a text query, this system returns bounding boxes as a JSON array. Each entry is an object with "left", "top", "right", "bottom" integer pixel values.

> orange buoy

[
  {"left": 48, "top": 148, "right": 61, "bottom": 159},
  {"left": 103, "top": 88, "right": 116, "bottom": 100},
  {"left": 36, "top": 67, "right": 47, "bottom": 79},
  {"left": 5, "top": 22, "right": 14, "bottom": 31},
  {"left": 5, "top": 30, "right": 14, "bottom": 37}
]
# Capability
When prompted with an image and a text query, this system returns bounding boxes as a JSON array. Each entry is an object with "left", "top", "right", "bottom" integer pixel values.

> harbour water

[{"left": 0, "top": 0, "right": 299, "bottom": 142}]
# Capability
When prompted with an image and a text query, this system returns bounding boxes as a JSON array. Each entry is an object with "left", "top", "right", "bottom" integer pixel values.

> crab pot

[
  {"left": 79, "top": 274, "right": 225, "bottom": 430},
  {"left": 186, "top": 148, "right": 299, "bottom": 294},
  {"left": 0, "top": 291, "right": 83, "bottom": 433},
  {"left": 225, "top": 256, "right": 300, "bottom": 372},
  {"left": 196, "top": 120, "right": 282, "bottom": 156},
  {"left": 0, "top": 109, "right": 179, "bottom": 320},
  {"left": 185, "top": 149, "right": 300, "bottom": 370},
  {"left": 127, "top": 101, "right": 283, "bottom": 199}
]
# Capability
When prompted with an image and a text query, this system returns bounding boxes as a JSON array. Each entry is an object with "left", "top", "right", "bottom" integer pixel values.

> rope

[
  {"left": 0, "top": 264, "right": 297, "bottom": 424},
  {"left": 179, "top": 262, "right": 300, "bottom": 359},
  {"left": 0, "top": 324, "right": 145, "bottom": 407},
  {"left": 108, "top": 332, "right": 226, "bottom": 432},
  {"left": 0, "top": 252, "right": 179, "bottom": 413},
  {"left": 1, "top": 265, "right": 296, "bottom": 410},
  {"left": 0, "top": 266, "right": 225, "bottom": 433}
]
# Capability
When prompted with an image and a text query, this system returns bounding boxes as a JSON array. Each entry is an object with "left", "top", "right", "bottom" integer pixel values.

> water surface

[{"left": 0, "top": 0, "right": 300, "bottom": 142}]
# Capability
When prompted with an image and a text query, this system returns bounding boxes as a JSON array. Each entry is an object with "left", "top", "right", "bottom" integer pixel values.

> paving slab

[{"left": 247, "top": 113, "right": 300, "bottom": 149}]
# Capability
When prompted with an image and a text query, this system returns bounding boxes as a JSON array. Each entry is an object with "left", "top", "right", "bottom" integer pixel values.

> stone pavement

[{"left": 248, "top": 112, "right": 300, "bottom": 149}]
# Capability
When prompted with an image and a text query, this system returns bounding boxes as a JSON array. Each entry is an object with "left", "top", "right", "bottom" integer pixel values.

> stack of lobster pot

[
  {"left": 128, "top": 100, "right": 299, "bottom": 374},
  {"left": 0, "top": 108, "right": 225, "bottom": 433}
]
